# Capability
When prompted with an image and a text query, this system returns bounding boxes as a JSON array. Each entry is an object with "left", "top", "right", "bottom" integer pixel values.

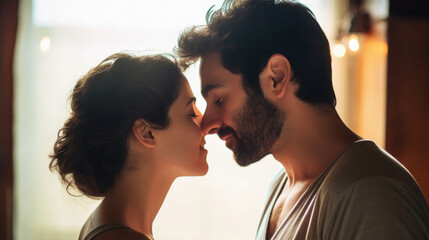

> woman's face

[{"left": 153, "top": 79, "right": 208, "bottom": 176}]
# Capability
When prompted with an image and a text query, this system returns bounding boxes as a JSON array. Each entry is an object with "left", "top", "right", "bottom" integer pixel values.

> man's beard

[{"left": 218, "top": 93, "right": 285, "bottom": 166}]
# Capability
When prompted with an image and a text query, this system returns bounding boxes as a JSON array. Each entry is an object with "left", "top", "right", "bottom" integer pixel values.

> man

[{"left": 176, "top": 0, "right": 429, "bottom": 239}]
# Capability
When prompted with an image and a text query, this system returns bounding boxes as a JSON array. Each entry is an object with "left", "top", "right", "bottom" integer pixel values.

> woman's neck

[{"left": 96, "top": 161, "right": 177, "bottom": 238}]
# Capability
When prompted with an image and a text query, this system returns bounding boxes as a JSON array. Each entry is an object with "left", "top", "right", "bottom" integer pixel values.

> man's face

[{"left": 200, "top": 52, "right": 285, "bottom": 166}]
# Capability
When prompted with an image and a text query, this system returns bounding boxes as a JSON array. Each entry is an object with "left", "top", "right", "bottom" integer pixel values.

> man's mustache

[{"left": 217, "top": 126, "right": 237, "bottom": 139}]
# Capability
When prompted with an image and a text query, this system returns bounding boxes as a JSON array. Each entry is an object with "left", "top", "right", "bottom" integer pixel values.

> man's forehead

[
  {"left": 199, "top": 67, "right": 220, "bottom": 96},
  {"left": 201, "top": 83, "right": 223, "bottom": 98},
  {"left": 200, "top": 52, "right": 222, "bottom": 74},
  {"left": 199, "top": 51, "right": 245, "bottom": 98},
  {"left": 199, "top": 52, "right": 224, "bottom": 96}
]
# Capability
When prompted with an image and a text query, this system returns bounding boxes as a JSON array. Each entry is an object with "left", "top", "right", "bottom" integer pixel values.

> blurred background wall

[
  {"left": 385, "top": 0, "right": 429, "bottom": 205},
  {"left": 1, "top": 0, "right": 428, "bottom": 239}
]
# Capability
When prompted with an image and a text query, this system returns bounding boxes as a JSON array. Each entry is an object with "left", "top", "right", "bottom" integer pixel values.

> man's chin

[
  {"left": 225, "top": 137, "right": 235, "bottom": 150},
  {"left": 232, "top": 149, "right": 267, "bottom": 167},
  {"left": 225, "top": 133, "right": 241, "bottom": 152}
]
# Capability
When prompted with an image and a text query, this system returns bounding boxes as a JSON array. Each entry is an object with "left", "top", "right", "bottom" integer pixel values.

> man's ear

[
  {"left": 259, "top": 54, "right": 293, "bottom": 99},
  {"left": 132, "top": 119, "right": 156, "bottom": 148}
]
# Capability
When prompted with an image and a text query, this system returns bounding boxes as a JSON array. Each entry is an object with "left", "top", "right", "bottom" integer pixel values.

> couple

[{"left": 50, "top": 0, "right": 429, "bottom": 239}]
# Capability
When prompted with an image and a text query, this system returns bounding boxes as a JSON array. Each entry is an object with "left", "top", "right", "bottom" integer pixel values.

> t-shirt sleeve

[{"left": 323, "top": 176, "right": 429, "bottom": 240}]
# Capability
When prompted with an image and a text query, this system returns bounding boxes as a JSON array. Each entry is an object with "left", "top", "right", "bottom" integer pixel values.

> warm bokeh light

[
  {"left": 333, "top": 42, "right": 346, "bottom": 58},
  {"left": 40, "top": 36, "right": 50, "bottom": 52},
  {"left": 381, "top": 41, "right": 388, "bottom": 55},
  {"left": 348, "top": 34, "right": 360, "bottom": 52}
]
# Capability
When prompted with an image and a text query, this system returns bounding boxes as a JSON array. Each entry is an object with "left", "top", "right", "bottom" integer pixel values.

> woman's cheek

[{"left": 165, "top": 122, "right": 198, "bottom": 161}]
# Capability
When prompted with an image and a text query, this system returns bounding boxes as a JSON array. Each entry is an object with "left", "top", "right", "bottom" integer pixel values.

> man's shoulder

[
  {"left": 320, "top": 140, "right": 421, "bottom": 195},
  {"left": 313, "top": 141, "right": 429, "bottom": 238},
  {"left": 316, "top": 175, "right": 429, "bottom": 238},
  {"left": 325, "top": 175, "right": 421, "bottom": 202},
  {"left": 317, "top": 140, "right": 428, "bottom": 219}
]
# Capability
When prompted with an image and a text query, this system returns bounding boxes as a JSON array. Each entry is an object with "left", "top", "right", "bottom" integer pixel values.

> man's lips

[
  {"left": 220, "top": 134, "right": 235, "bottom": 150},
  {"left": 218, "top": 127, "right": 235, "bottom": 141},
  {"left": 218, "top": 127, "right": 236, "bottom": 148},
  {"left": 220, "top": 133, "right": 233, "bottom": 141}
]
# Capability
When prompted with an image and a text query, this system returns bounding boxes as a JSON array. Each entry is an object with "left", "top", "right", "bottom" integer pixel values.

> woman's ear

[
  {"left": 259, "top": 54, "right": 293, "bottom": 99},
  {"left": 132, "top": 119, "right": 155, "bottom": 148}
]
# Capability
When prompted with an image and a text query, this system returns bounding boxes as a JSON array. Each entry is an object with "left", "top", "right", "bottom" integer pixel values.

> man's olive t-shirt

[{"left": 255, "top": 140, "right": 429, "bottom": 240}]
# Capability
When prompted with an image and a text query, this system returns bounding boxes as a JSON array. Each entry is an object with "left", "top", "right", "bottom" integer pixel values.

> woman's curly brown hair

[{"left": 50, "top": 53, "right": 182, "bottom": 197}]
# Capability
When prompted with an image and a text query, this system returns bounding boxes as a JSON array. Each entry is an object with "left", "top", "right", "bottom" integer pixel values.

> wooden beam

[{"left": 0, "top": 0, "right": 18, "bottom": 239}]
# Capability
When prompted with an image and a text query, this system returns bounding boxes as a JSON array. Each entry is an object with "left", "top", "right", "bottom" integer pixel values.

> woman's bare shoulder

[{"left": 93, "top": 228, "right": 152, "bottom": 240}]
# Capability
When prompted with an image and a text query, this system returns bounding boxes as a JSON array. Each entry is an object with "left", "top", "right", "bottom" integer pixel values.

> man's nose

[{"left": 201, "top": 109, "right": 222, "bottom": 135}]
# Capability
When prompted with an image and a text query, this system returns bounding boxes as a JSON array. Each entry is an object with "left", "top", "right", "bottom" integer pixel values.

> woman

[{"left": 50, "top": 53, "right": 208, "bottom": 240}]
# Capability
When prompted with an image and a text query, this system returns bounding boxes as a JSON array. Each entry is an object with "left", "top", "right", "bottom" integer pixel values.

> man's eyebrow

[
  {"left": 186, "top": 97, "right": 196, "bottom": 107},
  {"left": 201, "top": 84, "right": 222, "bottom": 98}
]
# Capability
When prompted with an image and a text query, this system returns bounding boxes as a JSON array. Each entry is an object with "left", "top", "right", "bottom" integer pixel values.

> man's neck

[{"left": 272, "top": 104, "right": 361, "bottom": 186}]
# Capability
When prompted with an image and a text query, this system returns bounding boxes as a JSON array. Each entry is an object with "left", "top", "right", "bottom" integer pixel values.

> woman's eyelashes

[
  {"left": 190, "top": 111, "right": 200, "bottom": 118},
  {"left": 189, "top": 104, "right": 201, "bottom": 118}
]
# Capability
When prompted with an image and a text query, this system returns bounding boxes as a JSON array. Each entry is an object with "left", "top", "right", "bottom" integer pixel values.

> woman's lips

[
  {"left": 199, "top": 145, "right": 208, "bottom": 154},
  {"left": 200, "top": 139, "right": 206, "bottom": 150}
]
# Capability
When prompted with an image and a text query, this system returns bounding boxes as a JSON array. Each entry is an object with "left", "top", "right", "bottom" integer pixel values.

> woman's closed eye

[
  {"left": 189, "top": 103, "right": 202, "bottom": 118},
  {"left": 190, "top": 111, "right": 200, "bottom": 118}
]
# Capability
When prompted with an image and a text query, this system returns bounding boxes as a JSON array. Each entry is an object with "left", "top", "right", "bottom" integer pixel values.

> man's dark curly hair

[{"left": 176, "top": 0, "right": 336, "bottom": 106}]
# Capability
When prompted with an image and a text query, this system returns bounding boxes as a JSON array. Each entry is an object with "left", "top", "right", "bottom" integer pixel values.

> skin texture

[
  {"left": 151, "top": 80, "right": 208, "bottom": 176},
  {"left": 229, "top": 93, "right": 285, "bottom": 166},
  {"left": 199, "top": 51, "right": 361, "bottom": 238},
  {"left": 200, "top": 51, "right": 285, "bottom": 166},
  {"left": 79, "top": 79, "right": 208, "bottom": 240}
]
